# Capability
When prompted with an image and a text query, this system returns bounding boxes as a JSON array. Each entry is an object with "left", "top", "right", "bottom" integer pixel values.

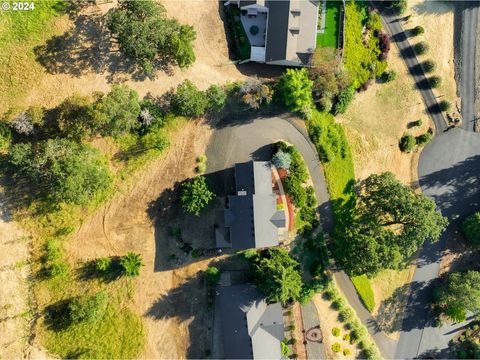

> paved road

[
  {"left": 378, "top": 4, "right": 480, "bottom": 358},
  {"left": 460, "top": 2, "right": 479, "bottom": 131}
]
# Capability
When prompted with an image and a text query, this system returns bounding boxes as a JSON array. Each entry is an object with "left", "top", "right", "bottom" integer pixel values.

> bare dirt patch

[
  {"left": 405, "top": 0, "right": 459, "bottom": 108},
  {"left": 66, "top": 120, "right": 216, "bottom": 358},
  {"left": 337, "top": 45, "right": 431, "bottom": 186},
  {"left": 2, "top": 0, "right": 246, "bottom": 115}
]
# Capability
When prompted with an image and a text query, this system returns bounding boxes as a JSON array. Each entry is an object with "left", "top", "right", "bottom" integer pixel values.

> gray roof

[
  {"left": 215, "top": 284, "right": 284, "bottom": 360},
  {"left": 219, "top": 161, "right": 282, "bottom": 249},
  {"left": 264, "top": 0, "right": 289, "bottom": 62}
]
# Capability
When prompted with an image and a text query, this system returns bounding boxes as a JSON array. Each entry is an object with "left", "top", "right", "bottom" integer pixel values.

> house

[
  {"left": 215, "top": 161, "right": 287, "bottom": 250},
  {"left": 213, "top": 283, "right": 285, "bottom": 359},
  {"left": 224, "top": 0, "right": 319, "bottom": 66}
]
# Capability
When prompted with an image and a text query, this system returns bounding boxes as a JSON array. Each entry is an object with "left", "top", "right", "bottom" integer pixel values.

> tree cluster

[
  {"left": 106, "top": 0, "right": 196, "bottom": 75},
  {"left": 434, "top": 271, "right": 480, "bottom": 322},
  {"left": 335, "top": 172, "right": 448, "bottom": 276},
  {"left": 8, "top": 138, "right": 112, "bottom": 205}
]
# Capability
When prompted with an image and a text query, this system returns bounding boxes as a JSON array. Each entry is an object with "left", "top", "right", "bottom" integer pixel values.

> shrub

[
  {"left": 332, "top": 327, "right": 341, "bottom": 337},
  {"left": 333, "top": 86, "right": 355, "bottom": 115},
  {"left": 318, "top": 97, "right": 333, "bottom": 113},
  {"left": 411, "top": 119, "right": 423, "bottom": 127},
  {"left": 416, "top": 132, "right": 432, "bottom": 146},
  {"left": 290, "top": 338, "right": 297, "bottom": 345},
  {"left": 277, "top": 68, "right": 313, "bottom": 113},
  {"left": 197, "top": 155, "right": 207, "bottom": 163},
  {"left": 338, "top": 308, "right": 355, "bottom": 323},
  {"left": 205, "top": 266, "right": 221, "bottom": 286},
  {"left": 272, "top": 150, "right": 292, "bottom": 170},
  {"left": 205, "top": 85, "right": 226, "bottom": 112},
  {"left": 239, "top": 78, "right": 273, "bottom": 109},
  {"left": 414, "top": 42, "right": 429, "bottom": 55},
  {"left": 461, "top": 212, "right": 480, "bottom": 246},
  {"left": 120, "top": 252, "right": 144, "bottom": 277},
  {"left": 171, "top": 80, "right": 208, "bottom": 118},
  {"left": 45, "top": 239, "right": 61, "bottom": 262},
  {"left": 289, "top": 324, "right": 296, "bottom": 331},
  {"left": 310, "top": 260, "right": 323, "bottom": 278},
  {"left": 140, "top": 126, "right": 170, "bottom": 151},
  {"left": 428, "top": 76, "right": 442, "bottom": 88},
  {"left": 195, "top": 163, "right": 207, "bottom": 174},
  {"left": 281, "top": 340, "right": 289, "bottom": 356},
  {"left": 382, "top": 70, "right": 397, "bottom": 83},
  {"left": 411, "top": 25, "right": 425, "bottom": 36},
  {"left": 283, "top": 176, "right": 307, "bottom": 208},
  {"left": 95, "top": 257, "right": 112, "bottom": 272},
  {"left": 180, "top": 176, "right": 215, "bottom": 216},
  {"left": 422, "top": 60, "right": 436, "bottom": 73},
  {"left": 0, "top": 121, "right": 12, "bottom": 150},
  {"left": 331, "top": 298, "right": 346, "bottom": 310},
  {"left": 438, "top": 100, "right": 451, "bottom": 112},
  {"left": 47, "top": 262, "right": 68, "bottom": 279},
  {"left": 332, "top": 342, "right": 341, "bottom": 353},
  {"left": 343, "top": 334, "right": 351, "bottom": 342},
  {"left": 69, "top": 292, "right": 108, "bottom": 324},
  {"left": 399, "top": 134, "right": 416, "bottom": 152},
  {"left": 388, "top": 0, "right": 407, "bottom": 14}
]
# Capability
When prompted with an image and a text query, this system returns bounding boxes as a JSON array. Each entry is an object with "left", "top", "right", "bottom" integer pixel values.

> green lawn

[
  {"left": 0, "top": 0, "right": 68, "bottom": 113},
  {"left": 351, "top": 274, "right": 375, "bottom": 312},
  {"left": 316, "top": 0, "right": 341, "bottom": 49}
]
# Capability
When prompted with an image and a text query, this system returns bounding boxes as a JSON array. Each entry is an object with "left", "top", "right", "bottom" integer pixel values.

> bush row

[{"left": 323, "top": 279, "right": 383, "bottom": 360}]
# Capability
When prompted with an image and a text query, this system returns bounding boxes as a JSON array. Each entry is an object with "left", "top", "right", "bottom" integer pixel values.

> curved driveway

[{"left": 206, "top": 115, "right": 395, "bottom": 358}]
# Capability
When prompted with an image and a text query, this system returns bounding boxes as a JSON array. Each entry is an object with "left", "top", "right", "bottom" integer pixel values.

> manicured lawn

[
  {"left": 351, "top": 275, "right": 375, "bottom": 312},
  {"left": 316, "top": 0, "right": 341, "bottom": 49}
]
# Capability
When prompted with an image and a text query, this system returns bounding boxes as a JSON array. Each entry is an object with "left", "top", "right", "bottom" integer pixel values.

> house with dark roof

[
  {"left": 215, "top": 161, "right": 287, "bottom": 250},
  {"left": 224, "top": 0, "right": 319, "bottom": 66},
  {"left": 213, "top": 283, "right": 285, "bottom": 359}
]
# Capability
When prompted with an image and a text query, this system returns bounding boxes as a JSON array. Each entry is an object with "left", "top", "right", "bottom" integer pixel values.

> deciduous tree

[{"left": 180, "top": 176, "right": 214, "bottom": 216}]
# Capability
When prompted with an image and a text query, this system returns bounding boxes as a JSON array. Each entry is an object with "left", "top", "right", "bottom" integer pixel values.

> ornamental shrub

[
  {"left": 332, "top": 343, "right": 341, "bottom": 353},
  {"left": 399, "top": 134, "right": 416, "bottom": 152},
  {"left": 428, "top": 76, "right": 442, "bottom": 89},
  {"left": 422, "top": 60, "right": 436, "bottom": 73},
  {"left": 414, "top": 42, "right": 429, "bottom": 55},
  {"left": 411, "top": 25, "right": 425, "bottom": 36}
]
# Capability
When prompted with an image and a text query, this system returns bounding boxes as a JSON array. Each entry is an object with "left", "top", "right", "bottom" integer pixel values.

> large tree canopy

[
  {"left": 90, "top": 85, "right": 141, "bottom": 136},
  {"left": 246, "top": 248, "right": 303, "bottom": 304},
  {"left": 106, "top": 0, "right": 196, "bottom": 74},
  {"left": 8, "top": 139, "right": 112, "bottom": 205},
  {"left": 435, "top": 271, "right": 480, "bottom": 322},
  {"left": 180, "top": 176, "right": 214, "bottom": 216},
  {"left": 336, "top": 172, "right": 448, "bottom": 276},
  {"left": 277, "top": 68, "right": 313, "bottom": 114}
]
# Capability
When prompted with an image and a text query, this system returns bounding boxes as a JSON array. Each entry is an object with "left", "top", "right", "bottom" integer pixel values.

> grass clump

[
  {"left": 351, "top": 275, "right": 375, "bottom": 312},
  {"left": 43, "top": 303, "right": 144, "bottom": 359}
]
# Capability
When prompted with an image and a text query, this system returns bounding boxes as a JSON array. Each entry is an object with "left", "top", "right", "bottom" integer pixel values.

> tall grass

[{"left": 351, "top": 275, "right": 375, "bottom": 312}]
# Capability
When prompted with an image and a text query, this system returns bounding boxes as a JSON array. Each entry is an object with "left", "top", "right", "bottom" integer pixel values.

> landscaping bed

[{"left": 224, "top": 6, "right": 251, "bottom": 61}]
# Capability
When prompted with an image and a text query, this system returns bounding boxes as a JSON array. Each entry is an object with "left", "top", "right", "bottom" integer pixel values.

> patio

[{"left": 240, "top": 10, "right": 267, "bottom": 47}]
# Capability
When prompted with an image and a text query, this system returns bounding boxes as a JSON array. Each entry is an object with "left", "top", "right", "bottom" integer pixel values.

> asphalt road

[
  {"left": 379, "top": 4, "right": 480, "bottom": 358},
  {"left": 460, "top": 2, "right": 479, "bottom": 131}
]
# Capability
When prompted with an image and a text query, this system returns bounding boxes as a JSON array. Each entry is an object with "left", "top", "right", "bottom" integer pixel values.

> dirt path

[
  {"left": 0, "top": 184, "right": 51, "bottom": 359},
  {"left": 66, "top": 120, "right": 215, "bottom": 358}
]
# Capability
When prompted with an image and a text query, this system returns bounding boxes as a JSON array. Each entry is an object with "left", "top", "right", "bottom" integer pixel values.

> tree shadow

[
  {"left": 145, "top": 270, "right": 211, "bottom": 359},
  {"left": 147, "top": 173, "right": 227, "bottom": 272},
  {"left": 43, "top": 299, "right": 73, "bottom": 332},
  {"left": 77, "top": 257, "right": 123, "bottom": 283},
  {"left": 397, "top": 280, "right": 437, "bottom": 332},
  {"left": 412, "top": 0, "right": 457, "bottom": 16},
  {"left": 375, "top": 283, "right": 413, "bottom": 334},
  {"left": 33, "top": 10, "right": 171, "bottom": 81}
]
